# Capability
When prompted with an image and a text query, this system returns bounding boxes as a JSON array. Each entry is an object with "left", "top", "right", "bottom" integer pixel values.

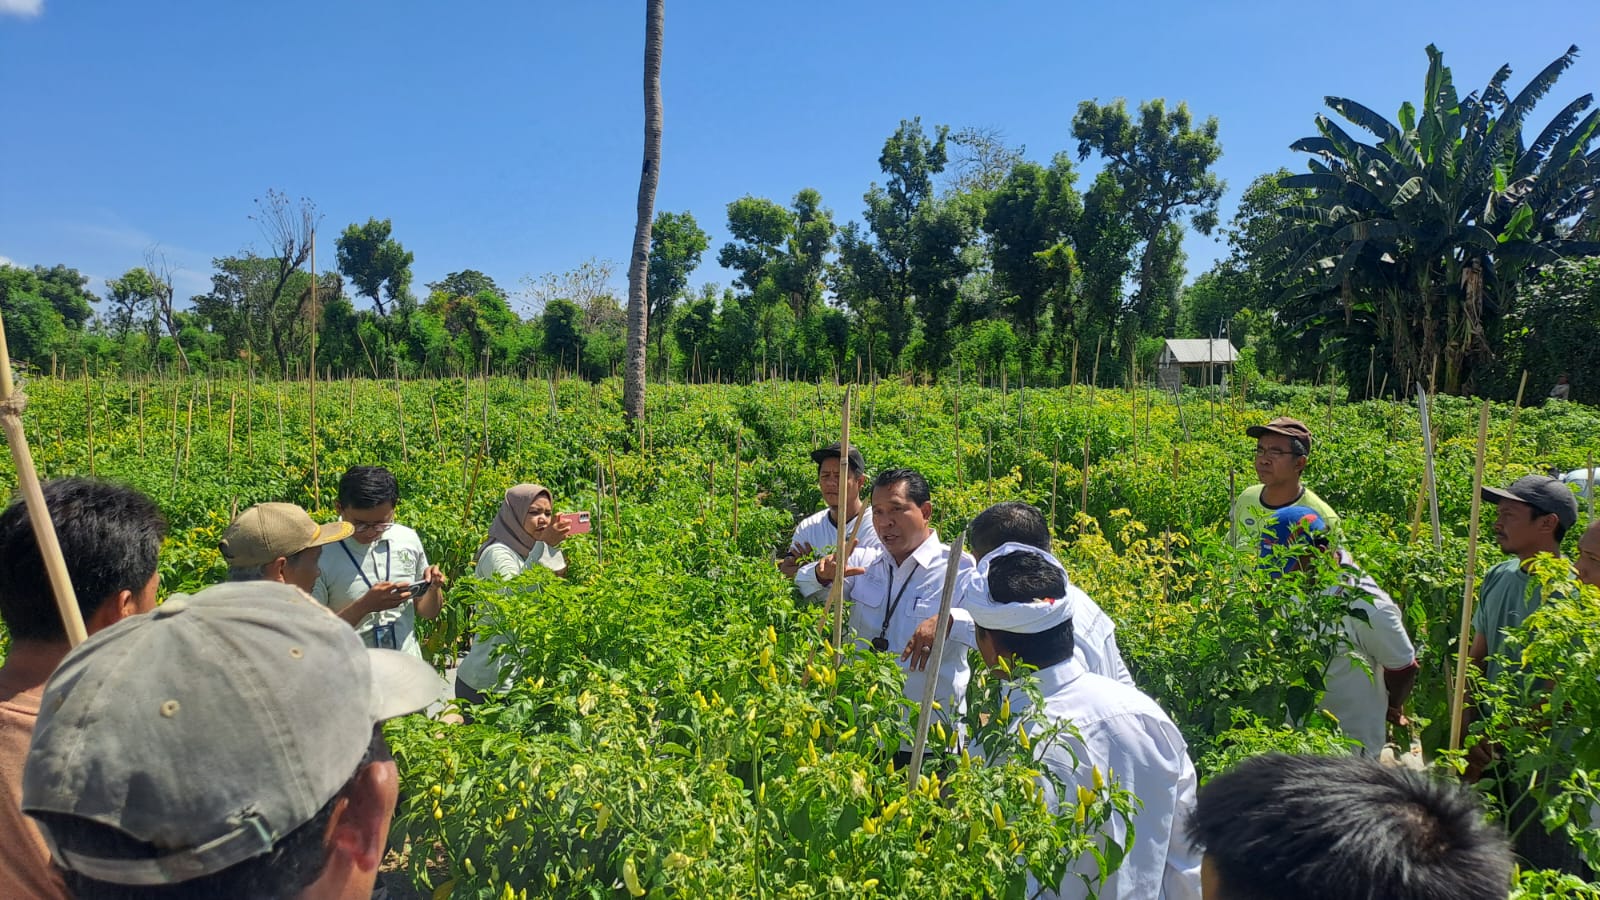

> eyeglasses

[
  {"left": 349, "top": 520, "right": 395, "bottom": 534},
  {"left": 1253, "top": 447, "right": 1297, "bottom": 459}
]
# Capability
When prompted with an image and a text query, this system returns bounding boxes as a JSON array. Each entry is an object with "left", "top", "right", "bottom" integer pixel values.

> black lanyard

[
  {"left": 875, "top": 562, "right": 920, "bottom": 647},
  {"left": 339, "top": 539, "right": 390, "bottom": 590}
]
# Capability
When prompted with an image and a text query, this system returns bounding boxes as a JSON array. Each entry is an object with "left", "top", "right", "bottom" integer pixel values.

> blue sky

[{"left": 2, "top": 1, "right": 1597, "bottom": 317}]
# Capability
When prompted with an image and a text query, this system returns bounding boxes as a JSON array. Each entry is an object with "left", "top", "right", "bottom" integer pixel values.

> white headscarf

[{"left": 964, "top": 542, "right": 1074, "bottom": 634}]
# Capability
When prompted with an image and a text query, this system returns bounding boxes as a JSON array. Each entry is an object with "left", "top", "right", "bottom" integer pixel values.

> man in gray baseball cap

[
  {"left": 21, "top": 581, "right": 446, "bottom": 899},
  {"left": 1466, "top": 473, "right": 1584, "bottom": 874},
  {"left": 221, "top": 502, "right": 354, "bottom": 593}
]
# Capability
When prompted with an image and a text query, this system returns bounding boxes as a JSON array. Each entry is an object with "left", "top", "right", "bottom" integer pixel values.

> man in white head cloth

[
  {"left": 961, "top": 541, "right": 1202, "bottom": 900},
  {"left": 902, "top": 501, "right": 1135, "bottom": 687}
]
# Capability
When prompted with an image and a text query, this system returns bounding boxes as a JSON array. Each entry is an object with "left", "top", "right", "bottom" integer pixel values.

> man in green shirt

[
  {"left": 1466, "top": 473, "right": 1583, "bottom": 875},
  {"left": 1229, "top": 417, "right": 1340, "bottom": 549}
]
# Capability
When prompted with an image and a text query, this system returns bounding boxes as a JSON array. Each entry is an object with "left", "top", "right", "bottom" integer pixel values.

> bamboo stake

[
  {"left": 1080, "top": 428, "right": 1091, "bottom": 514},
  {"left": 182, "top": 394, "right": 194, "bottom": 468},
  {"left": 245, "top": 361, "right": 254, "bottom": 461},
  {"left": 830, "top": 387, "right": 853, "bottom": 668},
  {"left": 1449, "top": 402, "right": 1492, "bottom": 752},
  {"left": 226, "top": 393, "right": 236, "bottom": 464},
  {"left": 309, "top": 233, "right": 320, "bottom": 505},
  {"left": 137, "top": 386, "right": 145, "bottom": 456},
  {"left": 276, "top": 386, "right": 285, "bottom": 464},
  {"left": 0, "top": 311, "right": 86, "bottom": 645},
  {"left": 394, "top": 362, "right": 408, "bottom": 466},
  {"left": 952, "top": 368, "right": 963, "bottom": 492},
  {"left": 1048, "top": 441, "right": 1061, "bottom": 538},
  {"left": 732, "top": 433, "right": 741, "bottom": 543},
  {"left": 1417, "top": 385, "right": 1443, "bottom": 550},
  {"left": 83, "top": 372, "right": 95, "bottom": 477},
  {"left": 1500, "top": 369, "right": 1529, "bottom": 468},
  {"left": 1588, "top": 451, "right": 1595, "bottom": 522},
  {"left": 594, "top": 460, "right": 605, "bottom": 566},
  {"left": 1069, "top": 339, "right": 1079, "bottom": 392},
  {"left": 907, "top": 526, "right": 967, "bottom": 792}
]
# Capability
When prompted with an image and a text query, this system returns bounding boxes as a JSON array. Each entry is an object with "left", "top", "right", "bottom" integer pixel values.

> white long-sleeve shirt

[
  {"left": 790, "top": 506, "right": 880, "bottom": 600},
  {"left": 1012, "top": 658, "right": 1202, "bottom": 900},
  {"left": 797, "top": 530, "right": 974, "bottom": 734}
]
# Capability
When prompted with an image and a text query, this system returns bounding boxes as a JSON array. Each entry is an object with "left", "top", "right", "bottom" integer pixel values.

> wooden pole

[
  {"left": 830, "top": 387, "right": 853, "bottom": 668},
  {"left": 1500, "top": 370, "right": 1529, "bottom": 468},
  {"left": 394, "top": 362, "right": 408, "bottom": 466},
  {"left": 732, "top": 432, "right": 741, "bottom": 543},
  {"left": 1417, "top": 385, "right": 1443, "bottom": 550},
  {"left": 1049, "top": 441, "right": 1061, "bottom": 538},
  {"left": 1588, "top": 451, "right": 1596, "bottom": 523},
  {"left": 0, "top": 310, "right": 87, "bottom": 645},
  {"left": 1080, "top": 428, "right": 1091, "bottom": 514},
  {"left": 83, "top": 371, "right": 95, "bottom": 477},
  {"left": 952, "top": 367, "right": 963, "bottom": 493},
  {"left": 907, "top": 526, "right": 967, "bottom": 792},
  {"left": 594, "top": 459, "right": 605, "bottom": 567},
  {"left": 1449, "top": 402, "right": 1492, "bottom": 752},
  {"left": 309, "top": 232, "right": 320, "bottom": 505}
]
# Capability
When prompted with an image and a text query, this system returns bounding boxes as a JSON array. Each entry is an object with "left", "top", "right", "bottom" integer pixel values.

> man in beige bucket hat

[{"left": 220, "top": 502, "right": 353, "bottom": 593}]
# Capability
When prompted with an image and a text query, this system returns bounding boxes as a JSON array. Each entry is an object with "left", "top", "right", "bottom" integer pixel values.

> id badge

[{"left": 373, "top": 623, "right": 398, "bottom": 650}]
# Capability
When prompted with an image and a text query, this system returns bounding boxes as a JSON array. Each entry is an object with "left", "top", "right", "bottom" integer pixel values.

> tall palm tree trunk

[{"left": 623, "top": 0, "right": 664, "bottom": 422}]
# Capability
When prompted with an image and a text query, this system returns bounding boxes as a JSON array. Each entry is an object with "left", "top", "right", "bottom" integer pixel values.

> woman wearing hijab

[{"left": 454, "top": 484, "right": 572, "bottom": 704}]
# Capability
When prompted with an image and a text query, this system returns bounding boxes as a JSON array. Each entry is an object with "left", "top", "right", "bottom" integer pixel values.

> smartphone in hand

[
  {"left": 559, "top": 512, "right": 593, "bottom": 535},
  {"left": 401, "top": 580, "right": 431, "bottom": 599}
]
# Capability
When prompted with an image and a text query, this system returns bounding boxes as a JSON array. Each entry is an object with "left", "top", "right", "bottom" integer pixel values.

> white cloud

[
  {"left": 0, "top": 0, "right": 43, "bottom": 19},
  {"left": 0, "top": 255, "right": 14, "bottom": 267}
]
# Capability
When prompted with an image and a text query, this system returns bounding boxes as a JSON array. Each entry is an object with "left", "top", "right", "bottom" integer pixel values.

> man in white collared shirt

[
  {"left": 965, "top": 544, "right": 1201, "bottom": 900},
  {"left": 783, "top": 442, "right": 881, "bottom": 599},
  {"left": 799, "top": 468, "right": 973, "bottom": 752}
]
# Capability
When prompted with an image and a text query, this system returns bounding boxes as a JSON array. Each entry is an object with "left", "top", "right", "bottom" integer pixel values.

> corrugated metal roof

[{"left": 1161, "top": 339, "right": 1238, "bottom": 364}]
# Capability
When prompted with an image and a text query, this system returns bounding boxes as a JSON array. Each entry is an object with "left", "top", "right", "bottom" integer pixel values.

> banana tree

[{"left": 1275, "top": 44, "right": 1599, "bottom": 394}]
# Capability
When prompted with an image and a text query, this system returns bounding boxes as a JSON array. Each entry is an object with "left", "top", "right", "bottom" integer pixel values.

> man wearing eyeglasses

[
  {"left": 1229, "top": 417, "right": 1341, "bottom": 550},
  {"left": 313, "top": 466, "right": 446, "bottom": 658}
]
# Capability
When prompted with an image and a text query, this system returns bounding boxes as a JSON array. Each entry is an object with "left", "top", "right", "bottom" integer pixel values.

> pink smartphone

[{"left": 559, "top": 512, "right": 592, "bottom": 534}]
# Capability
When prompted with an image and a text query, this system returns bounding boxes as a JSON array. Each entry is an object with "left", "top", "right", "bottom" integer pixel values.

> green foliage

[{"left": 336, "top": 217, "right": 416, "bottom": 317}]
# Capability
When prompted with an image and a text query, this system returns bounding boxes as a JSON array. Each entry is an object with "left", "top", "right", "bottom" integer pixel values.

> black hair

[
  {"left": 812, "top": 447, "right": 865, "bottom": 477},
  {"left": 982, "top": 551, "right": 1074, "bottom": 667},
  {"left": 873, "top": 468, "right": 930, "bottom": 506},
  {"left": 38, "top": 729, "right": 391, "bottom": 900},
  {"left": 336, "top": 466, "right": 399, "bottom": 509},
  {"left": 0, "top": 478, "right": 167, "bottom": 642},
  {"left": 1187, "top": 753, "right": 1512, "bottom": 900},
  {"left": 969, "top": 501, "right": 1050, "bottom": 558},
  {"left": 1289, "top": 437, "right": 1309, "bottom": 458}
]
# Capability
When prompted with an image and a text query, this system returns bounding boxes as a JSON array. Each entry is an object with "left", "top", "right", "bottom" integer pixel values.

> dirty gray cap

[
  {"left": 21, "top": 581, "right": 445, "bottom": 886},
  {"left": 1481, "top": 474, "right": 1579, "bottom": 529}
]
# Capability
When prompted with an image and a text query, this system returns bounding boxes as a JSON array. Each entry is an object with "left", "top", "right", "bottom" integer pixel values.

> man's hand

[
  {"left": 357, "top": 581, "right": 410, "bottom": 616},
  {"left": 815, "top": 551, "right": 866, "bottom": 586},
  {"left": 1385, "top": 705, "right": 1410, "bottom": 729},
  {"left": 1462, "top": 740, "right": 1496, "bottom": 783},
  {"left": 901, "top": 614, "right": 951, "bottom": 672},
  {"left": 777, "top": 542, "right": 810, "bottom": 578}
]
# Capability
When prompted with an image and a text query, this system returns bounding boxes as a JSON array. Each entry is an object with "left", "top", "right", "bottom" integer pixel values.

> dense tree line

[{"left": 2, "top": 45, "right": 1595, "bottom": 397}]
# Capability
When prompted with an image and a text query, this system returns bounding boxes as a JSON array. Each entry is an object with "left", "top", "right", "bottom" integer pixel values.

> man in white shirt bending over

[
  {"left": 965, "top": 543, "right": 1202, "bottom": 900},
  {"left": 784, "top": 442, "right": 880, "bottom": 598},
  {"left": 800, "top": 468, "right": 972, "bottom": 761},
  {"left": 903, "top": 501, "right": 1136, "bottom": 688}
]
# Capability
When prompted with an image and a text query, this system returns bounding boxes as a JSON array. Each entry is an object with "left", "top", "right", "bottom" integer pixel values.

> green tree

[
  {"left": 336, "top": 217, "right": 414, "bottom": 316},
  {"left": 0, "top": 264, "right": 69, "bottom": 366},
  {"left": 672, "top": 284, "right": 718, "bottom": 380},
  {"left": 426, "top": 270, "right": 505, "bottom": 302},
  {"left": 983, "top": 154, "right": 1083, "bottom": 341},
  {"left": 1276, "top": 44, "right": 1600, "bottom": 394},
  {"left": 647, "top": 210, "right": 709, "bottom": 366},
  {"left": 834, "top": 117, "right": 950, "bottom": 368},
  {"left": 718, "top": 197, "right": 795, "bottom": 292},
  {"left": 30, "top": 265, "right": 95, "bottom": 329},
  {"left": 1072, "top": 98, "right": 1224, "bottom": 336},
  {"left": 540, "top": 299, "right": 586, "bottom": 374},
  {"left": 103, "top": 267, "right": 158, "bottom": 342},
  {"left": 908, "top": 193, "right": 982, "bottom": 374},
  {"left": 775, "top": 189, "right": 836, "bottom": 320}
]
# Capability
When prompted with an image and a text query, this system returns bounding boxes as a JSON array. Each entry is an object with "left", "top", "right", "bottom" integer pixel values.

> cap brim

[
  {"left": 367, "top": 650, "right": 447, "bottom": 720},
  {"left": 308, "top": 520, "right": 355, "bottom": 548},
  {"left": 1480, "top": 486, "right": 1521, "bottom": 505}
]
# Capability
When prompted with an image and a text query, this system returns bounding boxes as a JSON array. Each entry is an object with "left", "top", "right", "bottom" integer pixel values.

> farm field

[{"left": 1, "top": 374, "right": 1597, "bottom": 898}]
